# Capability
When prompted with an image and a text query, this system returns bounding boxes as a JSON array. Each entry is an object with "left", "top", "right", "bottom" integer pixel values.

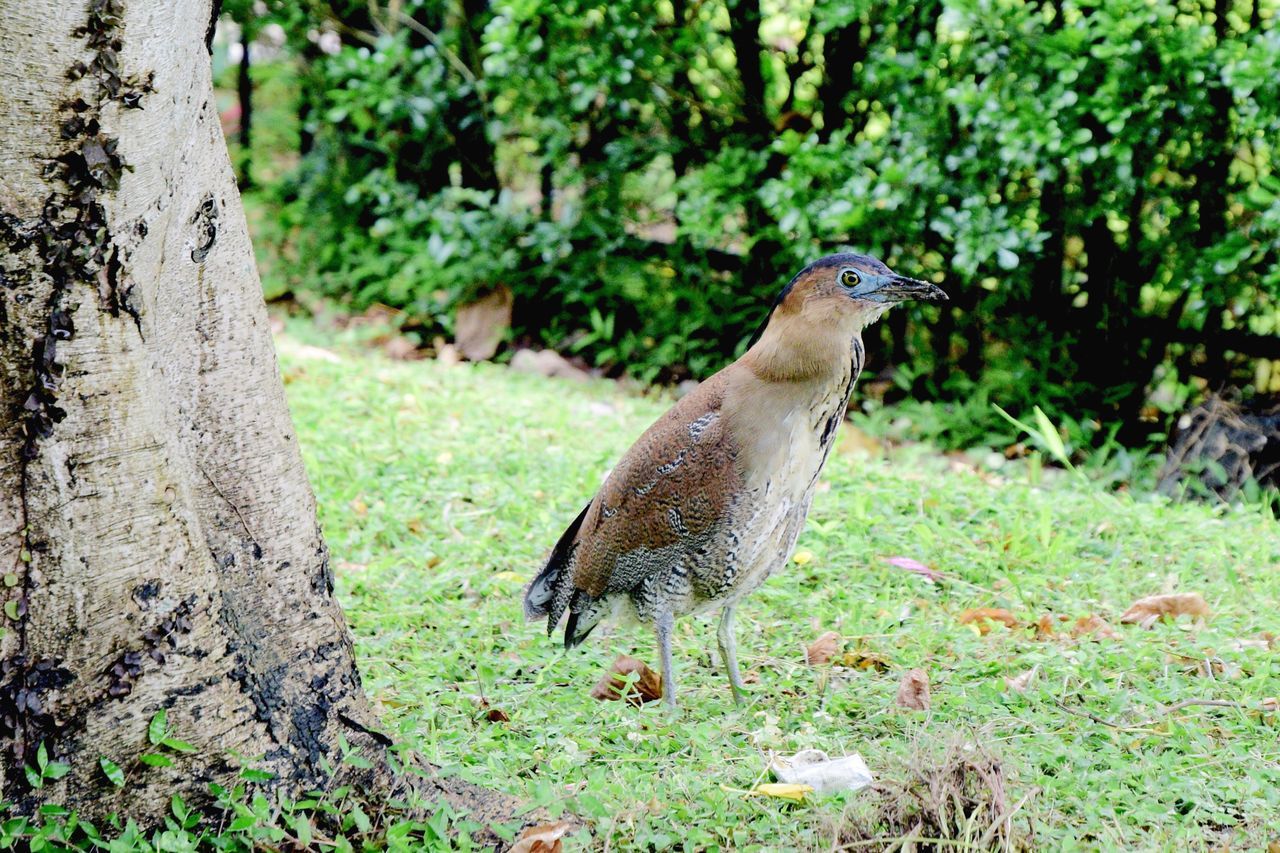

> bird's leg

[
  {"left": 656, "top": 610, "right": 678, "bottom": 710},
  {"left": 717, "top": 605, "right": 749, "bottom": 705}
]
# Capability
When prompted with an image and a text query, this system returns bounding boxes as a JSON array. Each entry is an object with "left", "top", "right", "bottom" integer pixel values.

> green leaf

[
  {"left": 148, "top": 709, "right": 167, "bottom": 745},
  {"left": 2, "top": 575, "right": 17, "bottom": 588},
  {"left": 139, "top": 753, "right": 173, "bottom": 768},
  {"left": 99, "top": 757, "right": 125, "bottom": 788},
  {"left": 5, "top": 601, "right": 20, "bottom": 621},
  {"left": 291, "top": 815, "right": 313, "bottom": 847},
  {"left": 161, "top": 737, "right": 197, "bottom": 754},
  {"left": 23, "top": 766, "right": 41, "bottom": 789},
  {"left": 42, "top": 762, "right": 69, "bottom": 780},
  {"left": 227, "top": 815, "right": 257, "bottom": 832},
  {"left": 35, "top": 742, "right": 47, "bottom": 771},
  {"left": 1032, "top": 405, "right": 1069, "bottom": 464},
  {"left": 240, "top": 768, "right": 275, "bottom": 782}
]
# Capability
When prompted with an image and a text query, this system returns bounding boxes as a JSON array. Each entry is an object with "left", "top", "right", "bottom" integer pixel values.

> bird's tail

[{"left": 523, "top": 503, "right": 590, "bottom": 623}]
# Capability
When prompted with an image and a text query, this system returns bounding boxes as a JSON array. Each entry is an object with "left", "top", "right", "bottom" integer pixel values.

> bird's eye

[{"left": 840, "top": 269, "right": 861, "bottom": 288}]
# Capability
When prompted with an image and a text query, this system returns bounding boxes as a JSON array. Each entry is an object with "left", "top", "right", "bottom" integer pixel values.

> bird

[{"left": 524, "top": 253, "right": 947, "bottom": 707}]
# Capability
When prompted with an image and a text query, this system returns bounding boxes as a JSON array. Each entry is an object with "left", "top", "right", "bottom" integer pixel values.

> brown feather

[{"left": 568, "top": 370, "right": 743, "bottom": 598}]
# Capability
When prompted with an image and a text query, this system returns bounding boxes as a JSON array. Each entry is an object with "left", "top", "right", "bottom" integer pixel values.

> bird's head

[
  {"left": 772, "top": 252, "right": 948, "bottom": 329},
  {"left": 745, "top": 253, "right": 946, "bottom": 379}
]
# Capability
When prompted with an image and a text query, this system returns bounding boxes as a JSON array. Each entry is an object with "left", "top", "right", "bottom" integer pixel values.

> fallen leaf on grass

[
  {"left": 382, "top": 335, "right": 421, "bottom": 361},
  {"left": 805, "top": 631, "right": 841, "bottom": 665},
  {"left": 1035, "top": 614, "right": 1056, "bottom": 639},
  {"left": 885, "top": 556, "right": 944, "bottom": 583},
  {"left": 957, "top": 608, "right": 1019, "bottom": 634},
  {"left": 895, "top": 668, "right": 931, "bottom": 711},
  {"left": 1227, "top": 637, "right": 1273, "bottom": 652},
  {"left": 1004, "top": 666, "right": 1039, "bottom": 693},
  {"left": 1120, "top": 592, "right": 1211, "bottom": 629},
  {"left": 1261, "top": 697, "right": 1278, "bottom": 713},
  {"left": 454, "top": 286, "right": 513, "bottom": 362},
  {"left": 589, "top": 655, "right": 663, "bottom": 705},
  {"left": 509, "top": 820, "right": 573, "bottom": 853},
  {"left": 1072, "top": 614, "right": 1121, "bottom": 641},
  {"left": 1190, "top": 659, "right": 1241, "bottom": 680},
  {"left": 435, "top": 343, "right": 462, "bottom": 366},
  {"left": 1167, "top": 651, "right": 1241, "bottom": 681},
  {"left": 485, "top": 708, "right": 511, "bottom": 723},
  {"left": 749, "top": 782, "right": 814, "bottom": 803},
  {"left": 838, "top": 650, "right": 892, "bottom": 672}
]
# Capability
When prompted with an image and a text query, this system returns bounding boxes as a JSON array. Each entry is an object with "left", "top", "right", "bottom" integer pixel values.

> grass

[{"left": 277, "top": 323, "right": 1280, "bottom": 851}]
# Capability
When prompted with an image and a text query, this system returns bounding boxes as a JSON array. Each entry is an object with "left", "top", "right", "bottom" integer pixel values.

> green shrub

[{"left": 240, "top": 0, "right": 1280, "bottom": 448}]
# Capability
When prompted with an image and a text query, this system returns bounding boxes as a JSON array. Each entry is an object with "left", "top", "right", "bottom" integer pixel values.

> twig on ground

[
  {"left": 1054, "top": 696, "right": 1257, "bottom": 732},
  {"left": 1050, "top": 698, "right": 1132, "bottom": 730},
  {"left": 1138, "top": 697, "right": 1251, "bottom": 726}
]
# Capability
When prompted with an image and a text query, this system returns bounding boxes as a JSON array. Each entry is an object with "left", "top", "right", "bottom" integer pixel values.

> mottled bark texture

[{"left": 0, "top": 0, "right": 388, "bottom": 821}]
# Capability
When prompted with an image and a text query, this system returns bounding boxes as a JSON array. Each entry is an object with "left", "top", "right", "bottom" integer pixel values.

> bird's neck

[{"left": 742, "top": 312, "right": 863, "bottom": 388}]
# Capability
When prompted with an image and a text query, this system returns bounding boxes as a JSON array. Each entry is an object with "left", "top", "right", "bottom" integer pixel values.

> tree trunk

[
  {"left": 237, "top": 21, "right": 252, "bottom": 188},
  {"left": 726, "top": 0, "right": 787, "bottom": 293},
  {"left": 817, "top": 18, "right": 863, "bottom": 142},
  {"left": 0, "top": 0, "right": 416, "bottom": 825}
]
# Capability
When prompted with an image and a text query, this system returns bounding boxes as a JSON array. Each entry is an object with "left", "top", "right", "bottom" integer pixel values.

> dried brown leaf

[
  {"left": 1226, "top": 637, "right": 1272, "bottom": 652},
  {"left": 1119, "top": 592, "right": 1211, "bottom": 629},
  {"left": 805, "top": 631, "right": 842, "bottom": 665},
  {"left": 589, "top": 655, "right": 663, "bottom": 705},
  {"left": 382, "top": 335, "right": 421, "bottom": 361},
  {"left": 957, "top": 608, "right": 1019, "bottom": 634},
  {"left": 1072, "top": 614, "right": 1121, "bottom": 641},
  {"left": 895, "top": 668, "right": 931, "bottom": 711},
  {"left": 436, "top": 343, "right": 462, "bottom": 366},
  {"left": 485, "top": 708, "right": 511, "bottom": 723},
  {"left": 1172, "top": 654, "right": 1241, "bottom": 680},
  {"left": 1035, "top": 614, "right": 1056, "bottom": 640},
  {"left": 838, "top": 649, "right": 892, "bottom": 672},
  {"left": 454, "top": 285, "right": 513, "bottom": 361},
  {"left": 1004, "top": 666, "right": 1038, "bottom": 693},
  {"left": 509, "top": 820, "right": 573, "bottom": 853}
]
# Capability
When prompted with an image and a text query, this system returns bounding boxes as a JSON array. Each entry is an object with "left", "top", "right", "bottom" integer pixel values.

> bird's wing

[{"left": 569, "top": 371, "right": 743, "bottom": 598}]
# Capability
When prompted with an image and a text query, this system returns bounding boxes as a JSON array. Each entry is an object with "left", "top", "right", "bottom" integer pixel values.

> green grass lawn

[{"left": 278, "top": 329, "right": 1280, "bottom": 851}]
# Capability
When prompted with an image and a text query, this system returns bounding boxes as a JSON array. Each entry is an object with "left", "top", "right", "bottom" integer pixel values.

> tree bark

[{"left": 0, "top": 0, "right": 390, "bottom": 823}]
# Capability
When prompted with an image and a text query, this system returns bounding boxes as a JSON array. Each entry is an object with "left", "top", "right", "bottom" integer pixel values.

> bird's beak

[{"left": 873, "top": 274, "right": 949, "bottom": 303}]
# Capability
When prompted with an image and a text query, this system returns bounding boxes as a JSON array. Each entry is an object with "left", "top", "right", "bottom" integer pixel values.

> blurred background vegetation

[{"left": 214, "top": 0, "right": 1280, "bottom": 466}]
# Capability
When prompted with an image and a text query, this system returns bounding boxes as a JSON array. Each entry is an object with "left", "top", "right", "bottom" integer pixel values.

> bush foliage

[{"left": 235, "top": 0, "right": 1280, "bottom": 443}]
